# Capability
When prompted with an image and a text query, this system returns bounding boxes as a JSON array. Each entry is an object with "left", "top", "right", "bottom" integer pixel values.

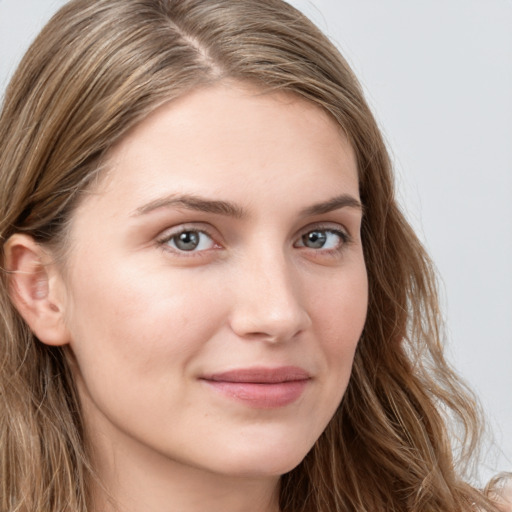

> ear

[{"left": 4, "top": 234, "right": 71, "bottom": 346}]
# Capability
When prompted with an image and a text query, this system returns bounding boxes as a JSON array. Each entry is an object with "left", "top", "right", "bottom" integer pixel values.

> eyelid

[
  {"left": 296, "top": 222, "right": 351, "bottom": 240},
  {"left": 294, "top": 222, "right": 352, "bottom": 251},
  {"left": 154, "top": 221, "right": 353, "bottom": 259},
  {"left": 156, "top": 223, "right": 222, "bottom": 255}
]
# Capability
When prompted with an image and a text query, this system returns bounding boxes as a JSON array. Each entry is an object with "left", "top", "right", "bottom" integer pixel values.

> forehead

[{"left": 75, "top": 83, "right": 359, "bottom": 222}]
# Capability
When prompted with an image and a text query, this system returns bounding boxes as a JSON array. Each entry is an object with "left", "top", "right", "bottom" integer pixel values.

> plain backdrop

[{"left": 1, "top": 0, "right": 511, "bottom": 484}]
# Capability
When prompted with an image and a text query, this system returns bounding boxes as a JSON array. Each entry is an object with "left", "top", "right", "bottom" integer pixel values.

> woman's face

[{"left": 61, "top": 83, "right": 368, "bottom": 479}]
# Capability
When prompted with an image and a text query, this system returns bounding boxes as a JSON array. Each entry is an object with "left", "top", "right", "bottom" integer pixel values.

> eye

[
  {"left": 295, "top": 228, "right": 348, "bottom": 251},
  {"left": 160, "top": 229, "right": 217, "bottom": 252}
]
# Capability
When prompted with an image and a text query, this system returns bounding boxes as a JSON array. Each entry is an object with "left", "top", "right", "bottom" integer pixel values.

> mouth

[{"left": 200, "top": 366, "right": 311, "bottom": 409}]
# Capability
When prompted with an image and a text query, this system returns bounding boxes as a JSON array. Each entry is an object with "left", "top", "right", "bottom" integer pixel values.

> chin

[{"left": 206, "top": 434, "right": 314, "bottom": 478}]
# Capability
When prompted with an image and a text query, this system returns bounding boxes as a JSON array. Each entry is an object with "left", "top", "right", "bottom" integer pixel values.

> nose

[{"left": 228, "top": 250, "right": 312, "bottom": 343}]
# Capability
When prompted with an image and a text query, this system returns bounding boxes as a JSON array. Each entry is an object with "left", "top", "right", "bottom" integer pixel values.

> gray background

[{"left": 1, "top": 0, "right": 511, "bottom": 484}]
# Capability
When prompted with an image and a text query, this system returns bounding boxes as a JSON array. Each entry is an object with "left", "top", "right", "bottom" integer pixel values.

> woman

[{"left": 0, "top": 0, "right": 509, "bottom": 511}]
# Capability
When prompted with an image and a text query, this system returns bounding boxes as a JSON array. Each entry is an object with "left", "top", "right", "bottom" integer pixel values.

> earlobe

[{"left": 3, "top": 234, "right": 70, "bottom": 346}]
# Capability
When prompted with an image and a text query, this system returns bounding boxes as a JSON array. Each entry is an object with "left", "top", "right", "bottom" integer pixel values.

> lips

[{"left": 200, "top": 366, "right": 311, "bottom": 409}]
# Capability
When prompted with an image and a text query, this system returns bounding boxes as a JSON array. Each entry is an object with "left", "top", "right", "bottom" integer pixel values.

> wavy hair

[{"left": 0, "top": 0, "right": 503, "bottom": 510}]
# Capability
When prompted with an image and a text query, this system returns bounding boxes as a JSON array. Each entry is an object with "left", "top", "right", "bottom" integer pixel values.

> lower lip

[{"left": 203, "top": 380, "right": 309, "bottom": 409}]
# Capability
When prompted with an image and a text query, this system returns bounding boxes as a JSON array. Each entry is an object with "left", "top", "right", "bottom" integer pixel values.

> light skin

[{"left": 6, "top": 83, "right": 368, "bottom": 512}]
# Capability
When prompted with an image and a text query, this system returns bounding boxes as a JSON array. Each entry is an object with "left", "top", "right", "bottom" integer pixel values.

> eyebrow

[
  {"left": 132, "top": 193, "right": 246, "bottom": 218},
  {"left": 300, "top": 194, "right": 363, "bottom": 216},
  {"left": 132, "top": 192, "right": 363, "bottom": 218}
]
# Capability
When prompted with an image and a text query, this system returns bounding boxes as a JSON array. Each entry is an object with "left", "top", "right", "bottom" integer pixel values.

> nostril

[
  {"left": 241, "top": 330, "right": 300, "bottom": 344},
  {"left": 229, "top": 300, "right": 311, "bottom": 343}
]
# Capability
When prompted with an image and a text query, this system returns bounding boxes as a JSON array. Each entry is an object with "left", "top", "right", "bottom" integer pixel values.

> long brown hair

[{"left": 0, "top": 0, "right": 502, "bottom": 510}]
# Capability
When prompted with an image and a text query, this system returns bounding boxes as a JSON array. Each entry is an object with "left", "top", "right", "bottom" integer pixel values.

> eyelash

[
  {"left": 156, "top": 225, "right": 219, "bottom": 257},
  {"left": 294, "top": 225, "right": 351, "bottom": 255},
  {"left": 156, "top": 224, "right": 352, "bottom": 257}
]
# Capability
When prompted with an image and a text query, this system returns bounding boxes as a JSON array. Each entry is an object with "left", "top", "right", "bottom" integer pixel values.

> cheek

[
  {"left": 64, "top": 258, "right": 227, "bottom": 388},
  {"left": 62, "top": 260, "right": 234, "bottom": 445},
  {"left": 311, "top": 260, "right": 368, "bottom": 378},
  {"left": 315, "top": 259, "right": 368, "bottom": 336}
]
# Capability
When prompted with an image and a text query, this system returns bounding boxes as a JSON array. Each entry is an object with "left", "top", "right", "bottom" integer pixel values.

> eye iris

[
  {"left": 174, "top": 231, "right": 200, "bottom": 251},
  {"left": 304, "top": 230, "right": 327, "bottom": 248}
]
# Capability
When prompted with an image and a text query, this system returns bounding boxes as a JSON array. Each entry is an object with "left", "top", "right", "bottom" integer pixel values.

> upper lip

[{"left": 201, "top": 366, "right": 311, "bottom": 383}]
